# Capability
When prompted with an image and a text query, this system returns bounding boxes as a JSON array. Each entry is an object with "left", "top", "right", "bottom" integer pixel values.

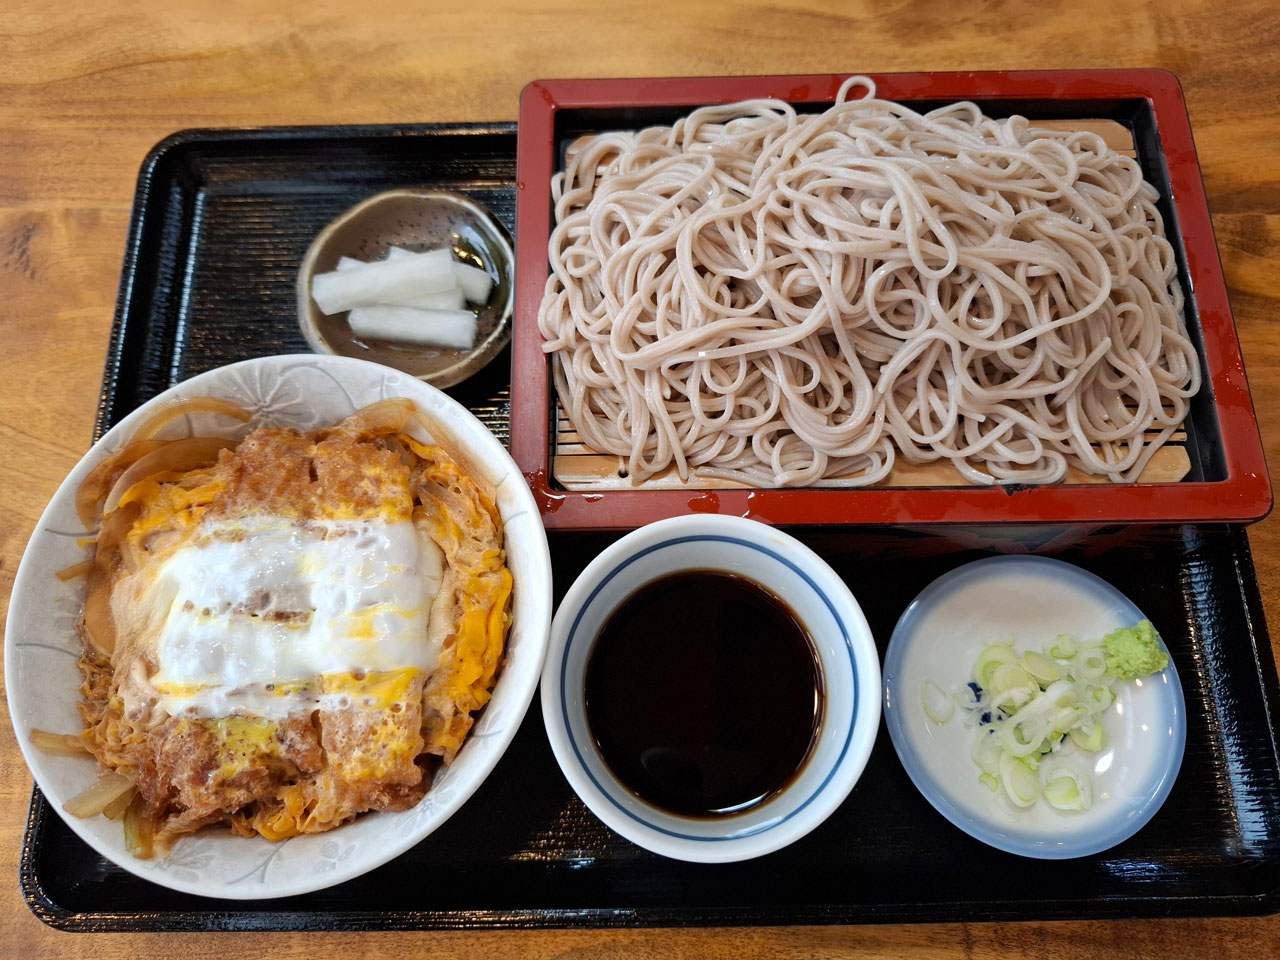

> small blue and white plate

[{"left": 883, "top": 555, "right": 1185, "bottom": 859}]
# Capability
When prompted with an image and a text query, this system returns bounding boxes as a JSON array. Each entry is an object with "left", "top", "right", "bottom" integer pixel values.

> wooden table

[{"left": 1, "top": 0, "right": 1277, "bottom": 955}]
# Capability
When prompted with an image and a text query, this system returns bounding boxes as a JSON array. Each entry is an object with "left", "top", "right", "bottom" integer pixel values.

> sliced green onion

[
  {"left": 1000, "top": 752, "right": 1040, "bottom": 807},
  {"left": 999, "top": 709, "right": 1050, "bottom": 756},
  {"left": 1069, "top": 680, "right": 1112, "bottom": 716},
  {"left": 1052, "top": 705, "right": 1083, "bottom": 732},
  {"left": 1042, "top": 769, "right": 1094, "bottom": 812},
  {"left": 1042, "top": 679, "right": 1076, "bottom": 708},
  {"left": 1049, "top": 634, "right": 1079, "bottom": 659},
  {"left": 1069, "top": 721, "right": 1106, "bottom": 752},
  {"left": 921, "top": 680, "right": 955, "bottom": 723},
  {"left": 991, "top": 662, "right": 1032, "bottom": 695},
  {"left": 1076, "top": 646, "right": 1109, "bottom": 681},
  {"left": 1044, "top": 776, "right": 1080, "bottom": 808},
  {"left": 988, "top": 682, "right": 1038, "bottom": 713},
  {"left": 939, "top": 624, "right": 1152, "bottom": 817},
  {"left": 974, "top": 642, "right": 1018, "bottom": 688},
  {"left": 972, "top": 728, "right": 1003, "bottom": 775},
  {"left": 1021, "top": 651, "right": 1061, "bottom": 685}
]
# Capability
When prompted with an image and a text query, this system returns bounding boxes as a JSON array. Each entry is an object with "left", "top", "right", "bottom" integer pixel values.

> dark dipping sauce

[{"left": 584, "top": 569, "right": 824, "bottom": 818}]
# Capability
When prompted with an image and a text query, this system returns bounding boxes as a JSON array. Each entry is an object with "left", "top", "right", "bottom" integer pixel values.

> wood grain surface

[{"left": 1, "top": 0, "right": 1278, "bottom": 956}]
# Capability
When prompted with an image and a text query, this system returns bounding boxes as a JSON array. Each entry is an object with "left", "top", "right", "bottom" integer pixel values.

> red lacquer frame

[{"left": 513, "top": 70, "right": 1270, "bottom": 530}]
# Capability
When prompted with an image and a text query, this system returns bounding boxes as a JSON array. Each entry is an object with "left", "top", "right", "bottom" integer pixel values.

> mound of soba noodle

[{"left": 537, "top": 76, "right": 1201, "bottom": 487}]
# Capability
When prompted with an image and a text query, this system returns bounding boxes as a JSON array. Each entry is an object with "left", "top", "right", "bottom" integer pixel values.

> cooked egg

[{"left": 136, "top": 514, "right": 444, "bottom": 720}]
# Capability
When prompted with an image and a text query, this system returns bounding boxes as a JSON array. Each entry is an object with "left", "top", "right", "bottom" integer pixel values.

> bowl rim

[
  {"left": 4, "top": 353, "right": 552, "bottom": 898},
  {"left": 541, "top": 514, "right": 881, "bottom": 862},
  {"left": 881, "top": 553, "right": 1186, "bottom": 859},
  {"left": 296, "top": 187, "right": 515, "bottom": 389}
]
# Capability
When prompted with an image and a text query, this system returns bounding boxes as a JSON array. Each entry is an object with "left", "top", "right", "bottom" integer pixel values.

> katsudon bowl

[{"left": 4, "top": 354, "right": 552, "bottom": 899}]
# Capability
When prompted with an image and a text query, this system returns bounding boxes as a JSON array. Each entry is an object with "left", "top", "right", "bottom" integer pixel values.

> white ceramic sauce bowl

[{"left": 542, "top": 514, "right": 880, "bottom": 863}]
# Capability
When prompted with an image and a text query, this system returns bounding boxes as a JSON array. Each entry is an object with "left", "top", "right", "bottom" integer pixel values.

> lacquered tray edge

[{"left": 19, "top": 120, "right": 1280, "bottom": 933}]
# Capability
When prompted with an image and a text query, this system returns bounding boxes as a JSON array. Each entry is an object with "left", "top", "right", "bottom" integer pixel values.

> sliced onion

[
  {"left": 334, "top": 398, "right": 416, "bottom": 438},
  {"left": 376, "top": 434, "right": 415, "bottom": 467},
  {"left": 82, "top": 560, "right": 117, "bottom": 655},
  {"left": 82, "top": 501, "right": 140, "bottom": 654},
  {"left": 55, "top": 559, "right": 93, "bottom": 582},
  {"left": 102, "top": 786, "right": 137, "bottom": 821},
  {"left": 63, "top": 771, "right": 135, "bottom": 818},
  {"left": 75, "top": 439, "right": 167, "bottom": 527},
  {"left": 128, "top": 396, "right": 252, "bottom": 443},
  {"left": 102, "top": 437, "right": 233, "bottom": 516},
  {"left": 29, "top": 728, "right": 92, "bottom": 756},
  {"left": 95, "top": 498, "right": 141, "bottom": 569},
  {"left": 123, "top": 792, "right": 156, "bottom": 859}
]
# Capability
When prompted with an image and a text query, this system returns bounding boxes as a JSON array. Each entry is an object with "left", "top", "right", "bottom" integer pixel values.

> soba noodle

[{"left": 538, "top": 77, "right": 1201, "bottom": 487}]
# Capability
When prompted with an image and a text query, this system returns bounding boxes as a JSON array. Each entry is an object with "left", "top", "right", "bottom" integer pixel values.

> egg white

[{"left": 127, "top": 515, "right": 443, "bottom": 721}]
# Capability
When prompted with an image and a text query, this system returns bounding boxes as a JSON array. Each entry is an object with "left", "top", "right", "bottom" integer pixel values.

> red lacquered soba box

[{"left": 512, "top": 70, "right": 1270, "bottom": 532}]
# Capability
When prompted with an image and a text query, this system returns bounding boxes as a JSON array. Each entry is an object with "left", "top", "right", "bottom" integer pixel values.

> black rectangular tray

[{"left": 21, "top": 123, "right": 1280, "bottom": 931}]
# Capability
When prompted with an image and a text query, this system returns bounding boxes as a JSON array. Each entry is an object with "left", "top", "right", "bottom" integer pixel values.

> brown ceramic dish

[{"left": 297, "top": 188, "right": 514, "bottom": 388}]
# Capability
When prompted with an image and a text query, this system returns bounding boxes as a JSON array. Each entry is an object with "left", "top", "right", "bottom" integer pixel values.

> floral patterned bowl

[{"left": 4, "top": 354, "right": 552, "bottom": 898}]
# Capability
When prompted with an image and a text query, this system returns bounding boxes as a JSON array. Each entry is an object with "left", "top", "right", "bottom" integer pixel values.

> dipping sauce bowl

[{"left": 541, "top": 514, "right": 880, "bottom": 862}]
